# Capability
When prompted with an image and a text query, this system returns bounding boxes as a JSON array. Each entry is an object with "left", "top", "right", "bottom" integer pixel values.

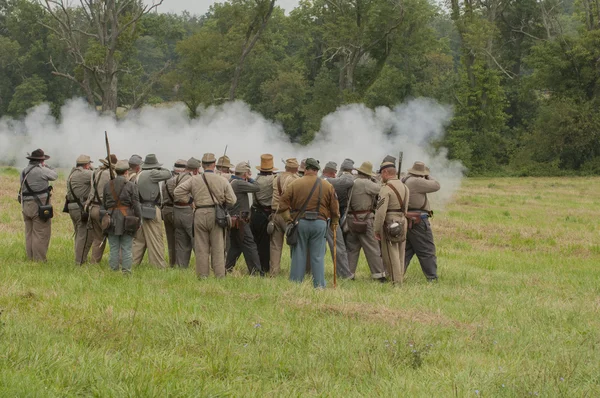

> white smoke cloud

[{"left": 0, "top": 97, "right": 463, "bottom": 208}]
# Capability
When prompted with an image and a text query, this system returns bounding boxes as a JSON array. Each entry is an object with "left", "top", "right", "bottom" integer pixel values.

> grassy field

[{"left": 1, "top": 167, "right": 599, "bottom": 396}]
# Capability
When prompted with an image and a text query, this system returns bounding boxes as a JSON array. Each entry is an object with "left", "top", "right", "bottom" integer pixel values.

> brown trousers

[
  {"left": 193, "top": 208, "right": 226, "bottom": 278},
  {"left": 22, "top": 200, "right": 52, "bottom": 261},
  {"left": 380, "top": 215, "right": 408, "bottom": 284},
  {"left": 88, "top": 204, "right": 107, "bottom": 263},
  {"left": 69, "top": 208, "right": 93, "bottom": 265},
  {"left": 269, "top": 213, "right": 287, "bottom": 276},
  {"left": 162, "top": 206, "right": 176, "bottom": 266},
  {"left": 133, "top": 206, "right": 167, "bottom": 268}
]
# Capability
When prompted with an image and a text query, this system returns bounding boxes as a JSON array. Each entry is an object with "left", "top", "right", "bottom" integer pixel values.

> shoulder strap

[
  {"left": 22, "top": 166, "right": 50, "bottom": 206},
  {"left": 343, "top": 185, "right": 354, "bottom": 219},
  {"left": 387, "top": 183, "right": 406, "bottom": 214},
  {"left": 19, "top": 166, "right": 36, "bottom": 197},
  {"left": 292, "top": 178, "right": 321, "bottom": 222},
  {"left": 202, "top": 173, "right": 219, "bottom": 205},
  {"left": 67, "top": 170, "right": 83, "bottom": 210},
  {"left": 93, "top": 169, "right": 106, "bottom": 203},
  {"left": 108, "top": 180, "right": 127, "bottom": 215},
  {"left": 277, "top": 175, "right": 283, "bottom": 196}
]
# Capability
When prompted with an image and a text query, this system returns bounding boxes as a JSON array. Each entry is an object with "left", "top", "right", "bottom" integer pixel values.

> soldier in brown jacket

[
  {"left": 279, "top": 158, "right": 340, "bottom": 288},
  {"left": 402, "top": 161, "right": 441, "bottom": 281},
  {"left": 174, "top": 153, "right": 237, "bottom": 278},
  {"left": 66, "top": 155, "right": 94, "bottom": 265},
  {"left": 269, "top": 158, "right": 300, "bottom": 276},
  {"left": 374, "top": 161, "right": 409, "bottom": 284},
  {"left": 345, "top": 161, "right": 387, "bottom": 281}
]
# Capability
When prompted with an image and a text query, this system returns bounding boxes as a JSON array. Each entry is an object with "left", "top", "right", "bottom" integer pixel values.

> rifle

[
  {"left": 397, "top": 151, "right": 404, "bottom": 179},
  {"left": 105, "top": 131, "right": 115, "bottom": 180}
]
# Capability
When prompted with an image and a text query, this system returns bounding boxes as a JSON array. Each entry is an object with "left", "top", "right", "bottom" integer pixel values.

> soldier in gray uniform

[
  {"left": 321, "top": 161, "right": 354, "bottom": 280},
  {"left": 226, "top": 162, "right": 262, "bottom": 275},
  {"left": 402, "top": 161, "right": 441, "bottom": 281},
  {"left": 251, "top": 154, "right": 277, "bottom": 273},
  {"left": 87, "top": 154, "right": 117, "bottom": 263},
  {"left": 132, "top": 154, "right": 171, "bottom": 268},
  {"left": 19, "top": 149, "right": 58, "bottom": 262},
  {"left": 163, "top": 159, "right": 187, "bottom": 266},
  {"left": 66, "top": 155, "right": 94, "bottom": 265},
  {"left": 172, "top": 157, "right": 200, "bottom": 268},
  {"left": 345, "top": 161, "right": 386, "bottom": 281},
  {"left": 128, "top": 154, "right": 143, "bottom": 182}
]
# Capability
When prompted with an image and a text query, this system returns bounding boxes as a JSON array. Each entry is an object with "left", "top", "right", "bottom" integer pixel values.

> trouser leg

[
  {"left": 120, "top": 234, "right": 134, "bottom": 273},
  {"left": 269, "top": 214, "right": 285, "bottom": 276},
  {"left": 108, "top": 234, "right": 121, "bottom": 271},
  {"left": 290, "top": 220, "right": 309, "bottom": 284},
  {"left": 309, "top": 220, "right": 327, "bottom": 288},
  {"left": 360, "top": 219, "right": 385, "bottom": 279},
  {"left": 241, "top": 222, "right": 262, "bottom": 275},
  {"left": 194, "top": 210, "right": 211, "bottom": 278},
  {"left": 162, "top": 207, "right": 176, "bottom": 267},
  {"left": 88, "top": 205, "right": 106, "bottom": 263},
  {"left": 132, "top": 225, "right": 146, "bottom": 265},
  {"left": 209, "top": 221, "right": 226, "bottom": 278},
  {"left": 143, "top": 207, "right": 167, "bottom": 269},
  {"left": 250, "top": 207, "right": 270, "bottom": 273},
  {"left": 225, "top": 228, "right": 243, "bottom": 272},
  {"left": 326, "top": 224, "right": 352, "bottom": 279},
  {"left": 22, "top": 201, "right": 35, "bottom": 260},
  {"left": 406, "top": 219, "right": 438, "bottom": 280},
  {"left": 174, "top": 207, "right": 193, "bottom": 268}
]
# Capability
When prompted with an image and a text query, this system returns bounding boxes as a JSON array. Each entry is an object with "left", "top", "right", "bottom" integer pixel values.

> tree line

[{"left": 1, "top": 0, "right": 599, "bottom": 175}]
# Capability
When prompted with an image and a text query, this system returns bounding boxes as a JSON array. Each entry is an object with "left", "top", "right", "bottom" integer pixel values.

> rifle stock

[
  {"left": 105, "top": 131, "right": 115, "bottom": 180},
  {"left": 397, "top": 151, "right": 404, "bottom": 179}
]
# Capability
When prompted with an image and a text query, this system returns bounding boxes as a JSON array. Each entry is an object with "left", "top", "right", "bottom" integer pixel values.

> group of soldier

[{"left": 18, "top": 147, "right": 441, "bottom": 287}]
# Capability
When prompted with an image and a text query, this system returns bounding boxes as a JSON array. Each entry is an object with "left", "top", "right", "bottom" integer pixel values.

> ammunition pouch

[
  {"left": 405, "top": 212, "right": 423, "bottom": 230},
  {"left": 38, "top": 204, "right": 54, "bottom": 221},
  {"left": 303, "top": 211, "right": 319, "bottom": 220},
  {"left": 385, "top": 218, "right": 406, "bottom": 243}
]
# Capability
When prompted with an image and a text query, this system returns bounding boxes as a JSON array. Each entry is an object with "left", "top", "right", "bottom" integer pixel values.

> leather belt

[
  {"left": 387, "top": 209, "right": 403, "bottom": 213},
  {"left": 90, "top": 201, "right": 101, "bottom": 205},
  {"left": 174, "top": 202, "right": 193, "bottom": 207},
  {"left": 196, "top": 204, "right": 215, "bottom": 209}
]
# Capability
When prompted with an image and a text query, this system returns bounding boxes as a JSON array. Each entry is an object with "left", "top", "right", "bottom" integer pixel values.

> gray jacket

[
  {"left": 135, "top": 168, "right": 171, "bottom": 207},
  {"left": 229, "top": 176, "right": 260, "bottom": 216},
  {"left": 20, "top": 162, "right": 58, "bottom": 202}
]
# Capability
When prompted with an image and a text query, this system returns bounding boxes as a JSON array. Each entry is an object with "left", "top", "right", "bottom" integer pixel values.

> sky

[{"left": 156, "top": 0, "right": 300, "bottom": 15}]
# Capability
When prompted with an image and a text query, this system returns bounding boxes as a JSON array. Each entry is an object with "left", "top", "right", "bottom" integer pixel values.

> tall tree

[{"left": 40, "top": 0, "right": 164, "bottom": 113}]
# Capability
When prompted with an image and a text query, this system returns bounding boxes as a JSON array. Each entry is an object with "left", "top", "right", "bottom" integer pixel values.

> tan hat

[
  {"left": 256, "top": 154, "right": 278, "bottom": 172},
  {"left": 379, "top": 161, "right": 395, "bottom": 173},
  {"left": 285, "top": 158, "right": 299, "bottom": 169},
  {"left": 76, "top": 154, "right": 93, "bottom": 165},
  {"left": 407, "top": 161, "right": 429, "bottom": 176},
  {"left": 99, "top": 154, "right": 118, "bottom": 168},
  {"left": 217, "top": 155, "right": 234, "bottom": 168},
  {"left": 235, "top": 161, "right": 251, "bottom": 174},
  {"left": 356, "top": 161, "right": 375, "bottom": 177},
  {"left": 115, "top": 160, "right": 129, "bottom": 172},
  {"left": 202, "top": 153, "right": 216, "bottom": 163},
  {"left": 174, "top": 159, "right": 187, "bottom": 169}
]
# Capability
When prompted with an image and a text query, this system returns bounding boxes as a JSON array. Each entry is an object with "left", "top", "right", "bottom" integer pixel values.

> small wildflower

[
  {"left": 243, "top": 344, "right": 248, "bottom": 347},
  {"left": 475, "top": 390, "right": 480, "bottom": 395},
  {"left": 254, "top": 323, "right": 261, "bottom": 328},
  {"left": 559, "top": 377, "right": 564, "bottom": 382}
]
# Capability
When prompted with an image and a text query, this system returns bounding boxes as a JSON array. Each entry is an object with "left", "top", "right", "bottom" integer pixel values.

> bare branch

[{"left": 482, "top": 48, "right": 516, "bottom": 79}]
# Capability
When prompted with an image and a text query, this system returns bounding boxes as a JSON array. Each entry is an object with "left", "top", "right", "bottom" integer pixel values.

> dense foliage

[{"left": 1, "top": 0, "right": 598, "bottom": 175}]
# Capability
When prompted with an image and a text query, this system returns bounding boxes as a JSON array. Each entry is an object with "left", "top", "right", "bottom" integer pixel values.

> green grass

[{"left": 1, "top": 173, "right": 600, "bottom": 396}]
